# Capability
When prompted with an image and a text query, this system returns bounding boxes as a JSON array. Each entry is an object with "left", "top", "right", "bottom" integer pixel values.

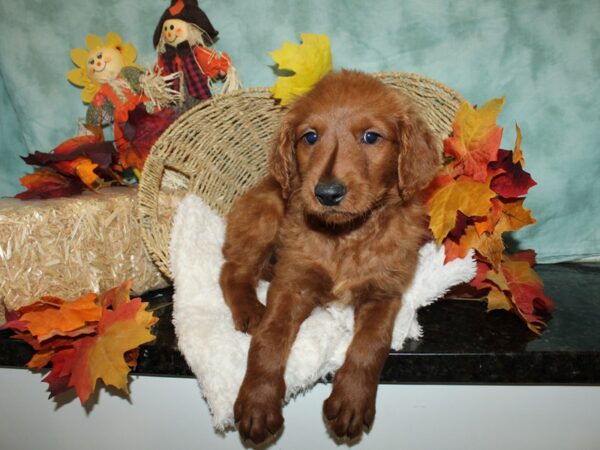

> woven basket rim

[{"left": 137, "top": 71, "right": 465, "bottom": 279}]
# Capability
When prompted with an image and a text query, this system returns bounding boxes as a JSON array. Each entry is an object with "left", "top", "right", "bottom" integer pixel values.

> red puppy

[{"left": 220, "top": 70, "right": 439, "bottom": 443}]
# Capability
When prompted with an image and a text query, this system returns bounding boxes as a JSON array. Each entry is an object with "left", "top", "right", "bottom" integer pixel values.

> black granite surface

[{"left": 1, "top": 263, "right": 599, "bottom": 384}]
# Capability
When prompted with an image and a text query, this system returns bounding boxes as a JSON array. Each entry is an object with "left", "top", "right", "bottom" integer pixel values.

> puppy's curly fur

[{"left": 220, "top": 70, "right": 440, "bottom": 443}]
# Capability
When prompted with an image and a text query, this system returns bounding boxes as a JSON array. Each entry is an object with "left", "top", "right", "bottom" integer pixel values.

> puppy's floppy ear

[
  {"left": 396, "top": 103, "right": 441, "bottom": 202},
  {"left": 269, "top": 116, "right": 297, "bottom": 199}
]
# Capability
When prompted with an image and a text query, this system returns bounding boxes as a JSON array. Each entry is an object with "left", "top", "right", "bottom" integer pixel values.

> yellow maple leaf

[
  {"left": 427, "top": 177, "right": 496, "bottom": 244},
  {"left": 270, "top": 33, "right": 333, "bottom": 106},
  {"left": 67, "top": 299, "right": 156, "bottom": 403},
  {"left": 86, "top": 310, "right": 155, "bottom": 395},
  {"left": 486, "top": 285, "right": 512, "bottom": 312},
  {"left": 495, "top": 198, "right": 536, "bottom": 234}
]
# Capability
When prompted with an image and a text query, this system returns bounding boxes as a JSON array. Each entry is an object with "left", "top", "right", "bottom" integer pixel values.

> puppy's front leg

[
  {"left": 324, "top": 291, "right": 402, "bottom": 440},
  {"left": 234, "top": 268, "right": 325, "bottom": 444},
  {"left": 220, "top": 177, "right": 284, "bottom": 334}
]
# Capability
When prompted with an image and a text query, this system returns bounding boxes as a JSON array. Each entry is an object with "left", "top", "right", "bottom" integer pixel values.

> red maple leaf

[{"left": 489, "top": 149, "right": 537, "bottom": 198}]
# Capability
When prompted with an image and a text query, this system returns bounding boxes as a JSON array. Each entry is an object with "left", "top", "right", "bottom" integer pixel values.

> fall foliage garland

[{"left": 426, "top": 97, "right": 554, "bottom": 333}]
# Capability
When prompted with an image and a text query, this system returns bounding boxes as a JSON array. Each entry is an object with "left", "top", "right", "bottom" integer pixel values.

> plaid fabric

[
  {"left": 161, "top": 46, "right": 212, "bottom": 101},
  {"left": 180, "top": 50, "right": 212, "bottom": 100}
]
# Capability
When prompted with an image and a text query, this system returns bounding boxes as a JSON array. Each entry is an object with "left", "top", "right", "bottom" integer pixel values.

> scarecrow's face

[
  {"left": 86, "top": 47, "right": 124, "bottom": 84},
  {"left": 162, "top": 18, "right": 190, "bottom": 46}
]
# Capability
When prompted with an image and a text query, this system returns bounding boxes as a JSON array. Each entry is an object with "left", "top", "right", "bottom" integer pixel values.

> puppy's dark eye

[
  {"left": 303, "top": 131, "right": 318, "bottom": 145},
  {"left": 96, "top": 53, "right": 103, "bottom": 60},
  {"left": 362, "top": 131, "right": 381, "bottom": 144}
]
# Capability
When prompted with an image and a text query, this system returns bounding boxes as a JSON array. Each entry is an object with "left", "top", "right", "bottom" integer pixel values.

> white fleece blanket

[{"left": 170, "top": 194, "right": 476, "bottom": 430}]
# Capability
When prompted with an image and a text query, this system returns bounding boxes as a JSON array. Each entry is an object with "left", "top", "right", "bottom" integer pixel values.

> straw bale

[{"left": 0, "top": 187, "right": 180, "bottom": 323}]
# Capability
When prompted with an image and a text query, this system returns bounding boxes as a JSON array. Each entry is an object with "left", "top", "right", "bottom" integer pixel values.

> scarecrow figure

[{"left": 153, "top": 0, "right": 240, "bottom": 108}]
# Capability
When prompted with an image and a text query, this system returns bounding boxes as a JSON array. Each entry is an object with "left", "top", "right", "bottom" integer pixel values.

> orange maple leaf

[
  {"left": 443, "top": 98, "right": 505, "bottom": 182},
  {"left": 19, "top": 293, "right": 102, "bottom": 341},
  {"left": 16, "top": 169, "right": 84, "bottom": 199},
  {"left": 473, "top": 198, "right": 503, "bottom": 235},
  {"left": 98, "top": 279, "right": 134, "bottom": 309}
]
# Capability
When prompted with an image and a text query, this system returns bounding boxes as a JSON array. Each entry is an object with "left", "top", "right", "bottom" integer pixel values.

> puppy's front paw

[
  {"left": 323, "top": 378, "right": 376, "bottom": 440},
  {"left": 230, "top": 299, "right": 265, "bottom": 334},
  {"left": 234, "top": 381, "right": 284, "bottom": 444}
]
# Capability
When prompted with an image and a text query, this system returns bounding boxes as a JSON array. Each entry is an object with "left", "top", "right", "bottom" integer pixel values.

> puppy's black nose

[{"left": 315, "top": 181, "right": 347, "bottom": 206}]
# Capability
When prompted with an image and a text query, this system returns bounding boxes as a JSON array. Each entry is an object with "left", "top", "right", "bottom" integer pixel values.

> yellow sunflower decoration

[{"left": 67, "top": 32, "right": 139, "bottom": 104}]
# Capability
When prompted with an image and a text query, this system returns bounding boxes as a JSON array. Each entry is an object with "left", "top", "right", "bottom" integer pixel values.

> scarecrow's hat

[{"left": 153, "top": 0, "right": 219, "bottom": 47}]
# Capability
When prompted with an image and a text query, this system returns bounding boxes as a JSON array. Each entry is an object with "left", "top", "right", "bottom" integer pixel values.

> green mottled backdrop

[{"left": 0, "top": 0, "right": 598, "bottom": 262}]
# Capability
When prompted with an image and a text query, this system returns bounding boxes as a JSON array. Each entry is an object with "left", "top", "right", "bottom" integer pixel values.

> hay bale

[{"left": 0, "top": 187, "right": 180, "bottom": 322}]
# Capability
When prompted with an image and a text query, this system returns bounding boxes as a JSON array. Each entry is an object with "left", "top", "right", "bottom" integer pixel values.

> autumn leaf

[
  {"left": 3, "top": 281, "right": 158, "bottom": 405},
  {"left": 501, "top": 256, "right": 554, "bottom": 333},
  {"left": 50, "top": 135, "right": 100, "bottom": 155},
  {"left": 486, "top": 286, "right": 512, "bottom": 311},
  {"left": 474, "top": 253, "right": 554, "bottom": 333},
  {"left": 423, "top": 174, "right": 454, "bottom": 202},
  {"left": 270, "top": 33, "right": 332, "bottom": 106},
  {"left": 471, "top": 260, "right": 493, "bottom": 292},
  {"left": 53, "top": 157, "right": 99, "bottom": 189},
  {"left": 16, "top": 169, "right": 84, "bottom": 200},
  {"left": 444, "top": 224, "right": 479, "bottom": 262},
  {"left": 98, "top": 279, "right": 134, "bottom": 309},
  {"left": 444, "top": 224, "right": 504, "bottom": 267},
  {"left": 19, "top": 134, "right": 123, "bottom": 199},
  {"left": 42, "top": 348, "right": 77, "bottom": 398},
  {"left": 508, "top": 249, "right": 537, "bottom": 265},
  {"left": 474, "top": 231, "right": 504, "bottom": 268},
  {"left": 489, "top": 149, "right": 537, "bottom": 198},
  {"left": 27, "top": 350, "right": 56, "bottom": 370},
  {"left": 443, "top": 98, "right": 505, "bottom": 182},
  {"left": 22, "top": 136, "right": 116, "bottom": 172},
  {"left": 44, "top": 299, "right": 156, "bottom": 404},
  {"left": 495, "top": 198, "right": 536, "bottom": 234},
  {"left": 474, "top": 198, "right": 503, "bottom": 235},
  {"left": 117, "top": 106, "right": 179, "bottom": 171},
  {"left": 19, "top": 293, "right": 102, "bottom": 341},
  {"left": 427, "top": 177, "right": 496, "bottom": 244},
  {"left": 512, "top": 124, "right": 524, "bottom": 166}
]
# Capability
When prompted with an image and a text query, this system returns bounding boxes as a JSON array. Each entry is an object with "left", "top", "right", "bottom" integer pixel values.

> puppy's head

[{"left": 269, "top": 70, "right": 440, "bottom": 225}]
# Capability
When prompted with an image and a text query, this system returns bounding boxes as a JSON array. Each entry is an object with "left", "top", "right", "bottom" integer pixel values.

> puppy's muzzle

[{"left": 315, "top": 181, "right": 347, "bottom": 206}]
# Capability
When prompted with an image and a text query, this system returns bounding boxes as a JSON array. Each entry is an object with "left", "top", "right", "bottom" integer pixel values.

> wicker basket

[{"left": 137, "top": 72, "right": 465, "bottom": 279}]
